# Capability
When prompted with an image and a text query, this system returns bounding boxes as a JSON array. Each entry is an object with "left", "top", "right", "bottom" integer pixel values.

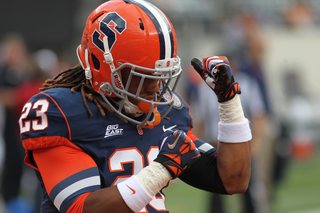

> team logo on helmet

[{"left": 92, "top": 12, "right": 127, "bottom": 53}]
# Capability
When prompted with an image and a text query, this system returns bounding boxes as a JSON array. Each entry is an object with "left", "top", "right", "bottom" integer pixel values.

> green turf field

[{"left": 163, "top": 153, "right": 320, "bottom": 213}]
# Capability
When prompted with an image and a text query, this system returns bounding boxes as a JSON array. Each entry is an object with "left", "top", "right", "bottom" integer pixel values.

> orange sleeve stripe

[
  {"left": 22, "top": 135, "right": 75, "bottom": 150},
  {"left": 40, "top": 92, "right": 72, "bottom": 141},
  {"left": 23, "top": 136, "right": 80, "bottom": 170},
  {"left": 33, "top": 145, "right": 98, "bottom": 194},
  {"left": 66, "top": 192, "right": 90, "bottom": 213}
]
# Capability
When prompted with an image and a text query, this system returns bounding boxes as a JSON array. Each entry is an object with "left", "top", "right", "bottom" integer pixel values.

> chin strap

[
  {"left": 103, "top": 36, "right": 116, "bottom": 72},
  {"left": 137, "top": 100, "right": 161, "bottom": 129},
  {"left": 140, "top": 108, "right": 161, "bottom": 129},
  {"left": 121, "top": 99, "right": 161, "bottom": 129}
]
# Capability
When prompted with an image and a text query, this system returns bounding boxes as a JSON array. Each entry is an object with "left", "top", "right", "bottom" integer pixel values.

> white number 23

[{"left": 19, "top": 99, "right": 49, "bottom": 134}]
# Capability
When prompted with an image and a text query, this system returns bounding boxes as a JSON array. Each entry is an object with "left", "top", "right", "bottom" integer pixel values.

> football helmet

[{"left": 77, "top": 0, "right": 182, "bottom": 128}]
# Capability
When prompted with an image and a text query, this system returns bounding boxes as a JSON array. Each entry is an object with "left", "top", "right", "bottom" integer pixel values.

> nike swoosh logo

[
  {"left": 168, "top": 131, "right": 181, "bottom": 149},
  {"left": 162, "top": 125, "right": 177, "bottom": 132},
  {"left": 126, "top": 184, "right": 136, "bottom": 195}
]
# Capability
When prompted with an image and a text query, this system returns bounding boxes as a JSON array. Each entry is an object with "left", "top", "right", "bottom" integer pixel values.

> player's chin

[{"left": 124, "top": 110, "right": 144, "bottom": 118}]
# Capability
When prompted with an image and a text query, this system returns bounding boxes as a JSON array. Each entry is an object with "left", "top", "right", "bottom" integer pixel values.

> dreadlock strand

[
  {"left": 95, "top": 97, "right": 114, "bottom": 113},
  {"left": 92, "top": 98, "right": 106, "bottom": 117},
  {"left": 95, "top": 97, "right": 128, "bottom": 123},
  {"left": 80, "top": 80, "right": 110, "bottom": 118},
  {"left": 41, "top": 66, "right": 84, "bottom": 91},
  {"left": 80, "top": 86, "right": 93, "bottom": 117},
  {"left": 38, "top": 64, "right": 129, "bottom": 123}
]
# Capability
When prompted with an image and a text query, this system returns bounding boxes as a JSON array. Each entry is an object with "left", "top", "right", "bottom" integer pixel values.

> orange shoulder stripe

[
  {"left": 187, "top": 130, "right": 199, "bottom": 142},
  {"left": 41, "top": 92, "right": 71, "bottom": 141}
]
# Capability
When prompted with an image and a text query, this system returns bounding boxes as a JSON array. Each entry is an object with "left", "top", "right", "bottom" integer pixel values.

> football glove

[
  {"left": 154, "top": 130, "right": 200, "bottom": 179},
  {"left": 191, "top": 56, "right": 241, "bottom": 102}
]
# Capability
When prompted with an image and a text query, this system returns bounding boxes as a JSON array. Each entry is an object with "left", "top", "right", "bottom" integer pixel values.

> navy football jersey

[{"left": 19, "top": 88, "right": 217, "bottom": 213}]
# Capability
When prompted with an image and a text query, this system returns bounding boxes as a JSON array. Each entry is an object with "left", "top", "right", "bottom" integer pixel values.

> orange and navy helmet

[{"left": 76, "top": 0, "right": 182, "bottom": 128}]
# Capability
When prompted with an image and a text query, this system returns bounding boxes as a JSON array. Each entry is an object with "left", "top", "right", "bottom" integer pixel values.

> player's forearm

[
  {"left": 217, "top": 141, "right": 251, "bottom": 194},
  {"left": 83, "top": 186, "right": 134, "bottom": 213},
  {"left": 215, "top": 95, "right": 252, "bottom": 194}
]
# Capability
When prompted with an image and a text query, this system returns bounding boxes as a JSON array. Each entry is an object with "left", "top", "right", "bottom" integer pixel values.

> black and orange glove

[
  {"left": 191, "top": 56, "right": 241, "bottom": 102},
  {"left": 154, "top": 130, "right": 200, "bottom": 179}
]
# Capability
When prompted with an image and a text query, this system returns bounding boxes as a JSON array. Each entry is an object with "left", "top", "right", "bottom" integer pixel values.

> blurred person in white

[
  {"left": 191, "top": 55, "right": 268, "bottom": 213},
  {"left": 33, "top": 49, "right": 59, "bottom": 78}
]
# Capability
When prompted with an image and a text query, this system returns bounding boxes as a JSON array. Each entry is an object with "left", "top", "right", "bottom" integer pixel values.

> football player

[{"left": 19, "top": 0, "right": 252, "bottom": 213}]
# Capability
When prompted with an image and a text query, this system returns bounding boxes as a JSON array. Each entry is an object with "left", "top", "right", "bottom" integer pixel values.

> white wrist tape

[
  {"left": 218, "top": 95, "right": 252, "bottom": 143},
  {"left": 117, "top": 162, "right": 171, "bottom": 212},
  {"left": 218, "top": 119, "right": 252, "bottom": 143},
  {"left": 219, "top": 94, "right": 245, "bottom": 123},
  {"left": 117, "top": 175, "right": 153, "bottom": 213},
  {"left": 136, "top": 161, "right": 171, "bottom": 196}
]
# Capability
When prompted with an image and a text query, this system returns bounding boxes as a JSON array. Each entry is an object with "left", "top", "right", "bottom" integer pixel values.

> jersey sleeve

[
  {"left": 33, "top": 144, "right": 101, "bottom": 213},
  {"left": 179, "top": 151, "right": 228, "bottom": 194},
  {"left": 19, "top": 92, "right": 77, "bottom": 172}
]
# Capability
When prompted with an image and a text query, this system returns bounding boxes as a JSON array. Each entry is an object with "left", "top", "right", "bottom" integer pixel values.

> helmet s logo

[{"left": 92, "top": 12, "right": 127, "bottom": 52}]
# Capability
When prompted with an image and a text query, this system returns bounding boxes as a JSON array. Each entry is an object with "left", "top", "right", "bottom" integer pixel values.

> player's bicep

[{"left": 33, "top": 145, "right": 101, "bottom": 213}]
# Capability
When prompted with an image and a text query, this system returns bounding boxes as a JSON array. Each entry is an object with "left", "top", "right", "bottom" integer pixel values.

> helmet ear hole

[
  {"left": 91, "top": 13, "right": 104, "bottom": 24},
  {"left": 139, "top": 19, "right": 144, "bottom": 30},
  {"left": 91, "top": 53, "right": 100, "bottom": 70}
]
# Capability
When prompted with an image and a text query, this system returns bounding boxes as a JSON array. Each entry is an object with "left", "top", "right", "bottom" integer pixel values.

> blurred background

[{"left": 0, "top": 0, "right": 320, "bottom": 212}]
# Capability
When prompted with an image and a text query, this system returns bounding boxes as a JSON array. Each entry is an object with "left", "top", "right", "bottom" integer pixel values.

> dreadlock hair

[{"left": 40, "top": 64, "right": 127, "bottom": 123}]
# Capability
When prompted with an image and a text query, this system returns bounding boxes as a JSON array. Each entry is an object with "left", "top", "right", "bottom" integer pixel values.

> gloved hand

[
  {"left": 191, "top": 56, "right": 241, "bottom": 102},
  {"left": 154, "top": 130, "right": 200, "bottom": 179}
]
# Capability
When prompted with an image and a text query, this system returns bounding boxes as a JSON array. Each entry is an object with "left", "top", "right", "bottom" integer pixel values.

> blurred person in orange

[{"left": 283, "top": 0, "right": 317, "bottom": 30}]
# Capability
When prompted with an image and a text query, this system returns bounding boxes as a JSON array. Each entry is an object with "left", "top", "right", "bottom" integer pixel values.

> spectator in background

[
  {"left": 219, "top": 14, "right": 271, "bottom": 115},
  {"left": 33, "top": 49, "right": 59, "bottom": 79},
  {"left": 0, "top": 33, "right": 41, "bottom": 213},
  {"left": 237, "top": 14, "right": 271, "bottom": 115},
  {"left": 14, "top": 49, "right": 50, "bottom": 213}
]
